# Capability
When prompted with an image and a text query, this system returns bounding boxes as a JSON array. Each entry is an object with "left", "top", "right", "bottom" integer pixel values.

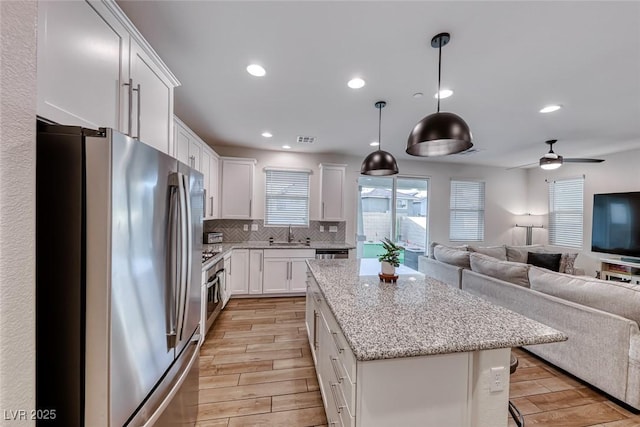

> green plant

[{"left": 377, "top": 238, "right": 403, "bottom": 267}]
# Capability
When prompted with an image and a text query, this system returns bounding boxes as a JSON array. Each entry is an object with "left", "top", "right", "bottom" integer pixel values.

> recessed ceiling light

[
  {"left": 246, "top": 64, "right": 266, "bottom": 77},
  {"left": 539, "top": 104, "right": 562, "bottom": 113},
  {"left": 370, "top": 141, "right": 380, "bottom": 146},
  {"left": 261, "top": 132, "right": 272, "bottom": 138},
  {"left": 282, "top": 145, "right": 291, "bottom": 149},
  {"left": 434, "top": 89, "right": 453, "bottom": 99},
  {"left": 413, "top": 92, "right": 424, "bottom": 98},
  {"left": 347, "top": 78, "right": 365, "bottom": 89}
]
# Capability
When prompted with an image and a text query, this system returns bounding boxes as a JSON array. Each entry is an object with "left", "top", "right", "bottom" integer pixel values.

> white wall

[
  {"left": 0, "top": 1, "right": 37, "bottom": 424},
  {"left": 213, "top": 146, "right": 529, "bottom": 247},
  {"left": 526, "top": 146, "right": 640, "bottom": 275}
]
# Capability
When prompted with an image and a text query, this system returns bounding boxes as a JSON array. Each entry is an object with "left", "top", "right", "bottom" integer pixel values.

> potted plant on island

[{"left": 378, "top": 238, "right": 403, "bottom": 276}]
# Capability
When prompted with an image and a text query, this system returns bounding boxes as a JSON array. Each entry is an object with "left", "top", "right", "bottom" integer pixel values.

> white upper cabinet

[
  {"left": 208, "top": 155, "right": 220, "bottom": 219},
  {"left": 319, "top": 164, "right": 346, "bottom": 221},
  {"left": 129, "top": 39, "right": 175, "bottom": 155},
  {"left": 220, "top": 158, "right": 256, "bottom": 219},
  {"left": 37, "top": 1, "right": 128, "bottom": 131},
  {"left": 37, "top": 0, "right": 179, "bottom": 154}
]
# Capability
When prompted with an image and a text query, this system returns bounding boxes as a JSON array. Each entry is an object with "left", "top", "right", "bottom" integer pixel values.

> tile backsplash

[{"left": 204, "top": 219, "right": 346, "bottom": 243}]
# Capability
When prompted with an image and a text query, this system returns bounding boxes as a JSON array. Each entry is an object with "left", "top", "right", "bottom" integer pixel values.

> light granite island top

[{"left": 306, "top": 258, "right": 567, "bottom": 361}]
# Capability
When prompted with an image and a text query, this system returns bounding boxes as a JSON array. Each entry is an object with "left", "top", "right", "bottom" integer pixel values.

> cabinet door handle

[
  {"left": 210, "top": 196, "right": 214, "bottom": 217},
  {"left": 123, "top": 78, "right": 134, "bottom": 136},
  {"left": 313, "top": 310, "right": 319, "bottom": 350},
  {"left": 329, "top": 383, "right": 347, "bottom": 414},
  {"left": 132, "top": 83, "right": 141, "bottom": 140},
  {"left": 330, "top": 356, "right": 345, "bottom": 382},
  {"left": 322, "top": 202, "right": 325, "bottom": 219},
  {"left": 202, "top": 188, "right": 206, "bottom": 219},
  {"left": 249, "top": 199, "right": 252, "bottom": 217},
  {"left": 331, "top": 331, "right": 344, "bottom": 354},
  {"left": 260, "top": 253, "right": 263, "bottom": 272}
]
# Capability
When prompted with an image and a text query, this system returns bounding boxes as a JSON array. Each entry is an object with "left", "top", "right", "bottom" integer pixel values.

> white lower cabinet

[
  {"left": 249, "top": 250, "right": 264, "bottom": 294},
  {"left": 229, "top": 249, "right": 249, "bottom": 295},
  {"left": 222, "top": 253, "right": 231, "bottom": 307},
  {"left": 263, "top": 249, "right": 315, "bottom": 294}
]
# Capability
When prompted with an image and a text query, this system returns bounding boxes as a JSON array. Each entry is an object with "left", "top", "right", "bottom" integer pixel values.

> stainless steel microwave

[{"left": 204, "top": 232, "right": 223, "bottom": 244}]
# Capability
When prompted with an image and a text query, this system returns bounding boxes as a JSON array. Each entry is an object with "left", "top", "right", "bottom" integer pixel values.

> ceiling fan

[{"left": 538, "top": 139, "right": 604, "bottom": 170}]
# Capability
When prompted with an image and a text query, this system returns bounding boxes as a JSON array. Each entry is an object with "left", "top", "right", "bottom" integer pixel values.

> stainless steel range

[{"left": 204, "top": 258, "right": 225, "bottom": 334}]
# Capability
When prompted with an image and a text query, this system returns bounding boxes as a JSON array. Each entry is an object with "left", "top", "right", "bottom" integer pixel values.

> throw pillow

[
  {"left": 429, "top": 241, "right": 468, "bottom": 259},
  {"left": 527, "top": 252, "right": 562, "bottom": 272},
  {"left": 559, "top": 253, "right": 578, "bottom": 275},
  {"left": 468, "top": 245, "right": 507, "bottom": 261},
  {"left": 469, "top": 252, "right": 531, "bottom": 287},
  {"left": 433, "top": 245, "right": 471, "bottom": 269},
  {"left": 505, "top": 245, "right": 544, "bottom": 263}
]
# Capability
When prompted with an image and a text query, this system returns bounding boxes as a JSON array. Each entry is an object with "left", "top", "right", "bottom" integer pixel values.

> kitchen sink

[{"left": 269, "top": 241, "right": 310, "bottom": 247}]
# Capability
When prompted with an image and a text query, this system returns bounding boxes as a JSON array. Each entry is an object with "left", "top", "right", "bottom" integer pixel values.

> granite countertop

[
  {"left": 201, "top": 241, "right": 355, "bottom": 270},
  {"left": 306, "top": 259, "right": 567, "bottom": 361}
]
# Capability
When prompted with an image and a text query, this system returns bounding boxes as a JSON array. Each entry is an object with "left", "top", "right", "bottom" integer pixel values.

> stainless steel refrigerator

[{"left": 36, "top": 123, "right": 202, "bottom": 426}]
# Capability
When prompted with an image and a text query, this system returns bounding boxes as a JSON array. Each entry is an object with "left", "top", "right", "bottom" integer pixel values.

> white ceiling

[{"left": 118, "top": 1, "right": 640, "bottom": 168}]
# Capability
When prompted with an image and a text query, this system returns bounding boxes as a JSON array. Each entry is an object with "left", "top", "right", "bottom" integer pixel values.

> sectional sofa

[{"left": 418, "top": 244, "right": 640, "bottom": 410}]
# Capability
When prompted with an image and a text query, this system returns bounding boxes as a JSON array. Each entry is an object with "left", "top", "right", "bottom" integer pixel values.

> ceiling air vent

[{"left": 296, "top": 136, "right": 316, "bottom": 144}]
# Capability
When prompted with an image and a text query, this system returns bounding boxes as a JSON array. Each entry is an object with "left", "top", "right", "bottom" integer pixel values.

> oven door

[{"left": 205, "top": 268, "right": 224, "bottom": 334}]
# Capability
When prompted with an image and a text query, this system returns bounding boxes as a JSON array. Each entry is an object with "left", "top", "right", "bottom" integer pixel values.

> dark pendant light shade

[
  {"left": 361, "top": 101, "right": 399, "bottom": 176},
  {"left": 406, "top": 32, "right": 473, "bottom": 157}
]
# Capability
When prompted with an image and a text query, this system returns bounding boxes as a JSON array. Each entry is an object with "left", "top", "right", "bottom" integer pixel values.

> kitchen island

[{"left": 305, "top": 259, "right": 566, "bottom": 427}]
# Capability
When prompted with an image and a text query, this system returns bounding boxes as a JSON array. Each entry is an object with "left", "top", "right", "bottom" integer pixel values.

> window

[
  {"left": 548, "top": 177, "right": 584, "bottom": 248},
  {"left": 450, "top": 180, "right": 485, "bottom": 241},
  {"left": 265, "top": 169, "right": 310, "bottom": 226}
]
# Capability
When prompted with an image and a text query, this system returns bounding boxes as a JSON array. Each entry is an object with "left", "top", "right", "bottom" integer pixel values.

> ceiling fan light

[
  {"left": 540, "top": 155, "right": 563, "bottom": 170},
  {"left": 360, "top": 150, "right": 399, "bottom": 175},
  {"left": 406, "top": 112, "right": 473, "bottom": 156}
]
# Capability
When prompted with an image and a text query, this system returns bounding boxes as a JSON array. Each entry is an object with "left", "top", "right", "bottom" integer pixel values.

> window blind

[
  {"left": 265, "top": 169, "right": 310, "bottom": 226},
  {"left": 548, "top": 177, "right": 584, "bottom": 248},
  {"left": 450, "top": 180, "right": 485, "bottom": 241}
]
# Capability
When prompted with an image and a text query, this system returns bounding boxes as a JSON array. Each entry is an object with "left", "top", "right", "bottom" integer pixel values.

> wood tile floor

[{"left": 197, "top": 297, "right": 640, "bottom": 427}]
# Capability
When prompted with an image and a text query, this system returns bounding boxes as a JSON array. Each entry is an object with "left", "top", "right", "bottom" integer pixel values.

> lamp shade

[
  {"left": 515, "top": 213, "right": 544, "bottom": 227},
  {"left": 360, "top": 150, "right": 399, "bottom": 176},
  {"left": 406, "top": 112, "right": 473, "bottom": 156}
]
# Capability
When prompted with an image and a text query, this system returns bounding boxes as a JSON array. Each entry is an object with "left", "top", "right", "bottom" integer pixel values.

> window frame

[
  {"left": 449, "top": 179, "right": 485, "bottom": 242},
  {"left": 263, "top": 167, "right": 311, "bottom": 227},
  {"left": 548, "top": 176, "right": 584, "bottom": 248}
]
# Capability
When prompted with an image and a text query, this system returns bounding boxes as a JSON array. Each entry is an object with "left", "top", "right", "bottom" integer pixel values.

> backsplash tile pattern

[{"left": 204, "top": 219, "right": 346, "bottom": 243}]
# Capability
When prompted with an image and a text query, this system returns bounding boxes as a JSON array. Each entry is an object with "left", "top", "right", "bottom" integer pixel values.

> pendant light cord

[
  {"left": 437, "top": 37, "right": 442, "bottom": 113},
  {"left": 378, "top": 104, "right": 382, "bottom": 151}
]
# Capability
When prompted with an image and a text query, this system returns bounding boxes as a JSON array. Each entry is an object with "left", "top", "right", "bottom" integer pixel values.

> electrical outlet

[
  {"left": 251, "top": 224, "right": 258, "bottom": 231},
  {"left": 329, "top": 226, "right": 338, "bottom": 233},
  {"left": 319, "top": 225, "right": 324, "bottom": 232},
  {"left": 243, "top": 224, "right": 249, "bottom": 231},
  {"left": 489, "top": 366, "right": 506, "bottom": 392}
]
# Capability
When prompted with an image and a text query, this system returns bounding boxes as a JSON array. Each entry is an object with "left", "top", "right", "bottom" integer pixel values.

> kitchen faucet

[{"left": 288, "top": 224, "right": 293, "bottom": 242}]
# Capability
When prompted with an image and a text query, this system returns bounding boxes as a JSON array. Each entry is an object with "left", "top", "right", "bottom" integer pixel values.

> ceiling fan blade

[
  {"left": 564, "top": 158, "right": 605, "bottom": 163},
  {"left": 506, "top": 162, "right": 537, "bottom": 170}
]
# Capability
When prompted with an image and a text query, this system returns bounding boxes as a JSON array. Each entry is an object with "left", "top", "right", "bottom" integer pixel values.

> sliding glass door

[{"left": 356, "top": 176, "right": 429, "bottom": 271}]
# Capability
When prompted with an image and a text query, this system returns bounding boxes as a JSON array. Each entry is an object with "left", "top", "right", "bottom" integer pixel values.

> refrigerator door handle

[
  {"left": 166, "top": 177, "right": 182, "bottom": 348},
  {"left": 178, "top": 175, "right": 193, "bottom": 340}
]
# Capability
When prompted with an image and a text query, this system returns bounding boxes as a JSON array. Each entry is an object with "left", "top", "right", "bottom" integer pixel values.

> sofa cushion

[
  {"left": 433, "top": 245, "right": 471, "bottom": 269},
  {"left": 559, "top": 253, "right": 579, "bottom": 275},
  {"left": 429, "top": 241, "right": 468, "bottom": 259},
  {"left": 527, "top": 252, "right": 562, "bottom": 272},
  {"left": 468, "top": 245, "right": 507, "bottom": 261},
  {"left": 506, "top": 245, "right": 544, "bottom": 263},
  {"left": 529, "top": 266, "right": 640, "bottom": 326},
  {"left": 469, "top": 252, "right": 531, "bottom": 287}
]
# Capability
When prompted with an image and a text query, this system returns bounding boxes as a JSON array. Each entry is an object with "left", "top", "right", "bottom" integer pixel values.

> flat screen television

[{"left": 592, "top": 191, "right": 640, "bottom": 258}]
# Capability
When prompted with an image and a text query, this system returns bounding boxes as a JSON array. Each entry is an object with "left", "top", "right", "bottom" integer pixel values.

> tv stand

[{"left": 600, "top": 258, "right": 640, "bottom": 284}]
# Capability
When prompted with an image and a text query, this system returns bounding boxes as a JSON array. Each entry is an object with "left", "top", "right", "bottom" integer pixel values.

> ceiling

[{"left": 117, "top": 1, "right": 640, "bottom": 168}]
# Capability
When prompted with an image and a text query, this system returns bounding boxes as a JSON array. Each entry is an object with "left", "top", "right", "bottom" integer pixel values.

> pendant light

[
  {"left": 361, "top": 101, "right": 399, "bottom": 176},
  {"left": 406, "top": 32, "right": 473, "bottom": 156}
]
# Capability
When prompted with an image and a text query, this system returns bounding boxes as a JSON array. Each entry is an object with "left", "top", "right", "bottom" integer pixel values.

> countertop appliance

[
  {"left": 36, "top": 123, "right": 202, "bottom": 426},
  {"left": 204, "top": 231, "right": 223, "bottom": 244},
  {"left": 315, "top": 249, "right": 350, "bottom": 259}
]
